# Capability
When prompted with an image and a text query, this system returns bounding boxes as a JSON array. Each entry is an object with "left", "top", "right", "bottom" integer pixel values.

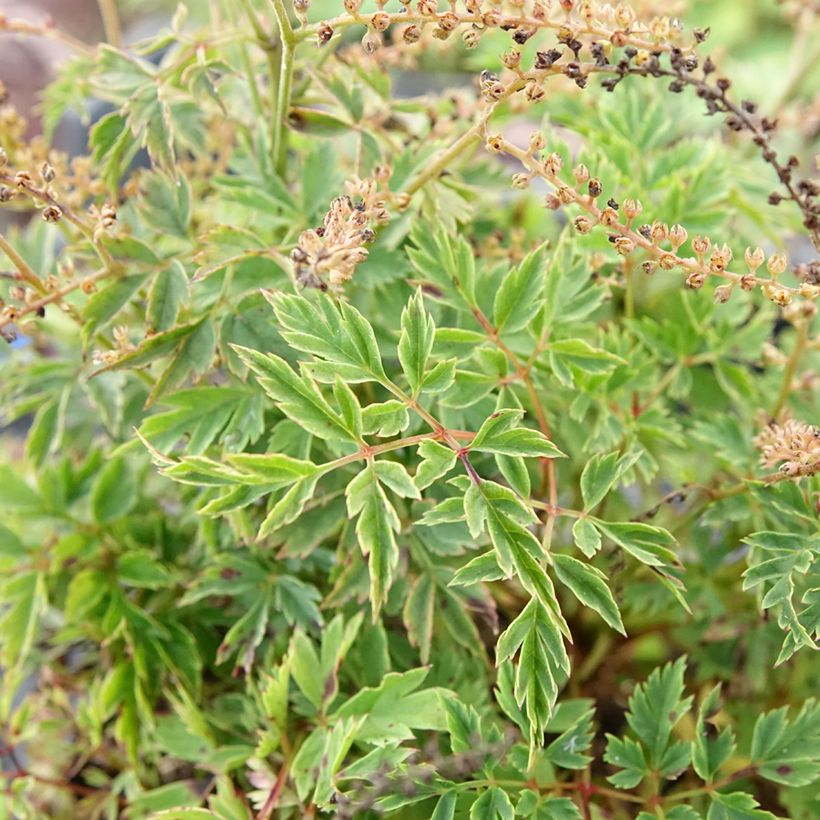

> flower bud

[
  {"left": 344, "top": 0, "right": 362, "bottom": 13},
  {"left": 544, "top": 152, "right": 563, "bottom": 176},
  {"left": 573, "top": 164, "right": 589, "bottom": 184},
  {"left": 588, "top": 178, "right": 602, "bottom": 197},
  {"left": 709, "top": 244, "right": 732, "bottom": 273},
  {"left": 361, "top": 29, "right": 381, "bottom": 53},
  {"left": 767, "top": 252, "right": 788, "bottom": 277},
  {"left": 40, "top": 162, "right": 56, "bottom": 183},
  {"left": 42, "top": 205, "right": 61, "bottom": 222},
  {"left": 525, "top": 81, "right": 545, "bottom": 102},
  {"left": 623, "top": 198, "right": 642, "bottom": 220},
  {"left": 744, "top": 246, "right": 764, "bottom": 272},
  {"left": 511, "top": 173, "right": 530, "bottom": 189},
  {"left": 658, "top": 252, "right": 678, "bottom": 270},
  {"left": 649, "top": 221, "right": 668, "bottom": 244},
  {"left": 799, "top": 282, "right": 820, "bottom": 300},
  {"left": 713, "top": 284, "right": 733, "bottom": 303},
  {"left": 404, "top": 25, "right": 422, "bottom": 43},
  {"left": 485, "top": 134, "right": 504, "bottom": 153},
  {"left": 686, "top": 271, "right": 706, "bottom": 289},
  {"left": 0, "top": 146, "right": 7, "bottom": 167},
  {"left": 502, "top": 50, "right": 521, "bottom": 69},
  {"left": 642, "top": 261, "right": 658, "bottom": 275},
  {"left": 439, "top": 12, "right": 459, "bottom": 31},
  {"left": 692, "top": 235, "right": 711, "bottom": 256},
  {"left": 614, "top": 237, "right": 634, "bottom": 255},
  {"left": 529, "top": 131, "right": 546, "bottom": 152},
  {"left": 462, "top": 29, "right": 481, "bottom": 48},
  {"left": 574, "top": 215, "right": 592, "bottom": 234},
  {"left": 615, "top": 2, "right": 636, "bottom": 27},
  {"left": 669, "top": 224, "right": 687, "bottom": 249},
  {"left": 599, "top": 206, "right": 618, "bottom": 225},
  {"left": 557, "top": 185, "right": 577, "bottom": 204},
  {"left": 317, "top": 22, "right": 334, "bottom": 44}
]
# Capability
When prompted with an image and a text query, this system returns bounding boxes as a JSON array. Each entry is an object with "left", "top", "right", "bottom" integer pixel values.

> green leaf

[
  {"left": 595, "top": 520, "right": 681, "bottom": 569},
  {"left": 147, "top": 262, "right": 188, "bottom": 332},
  {"left": 82, "top": 274, "right": 149, "bottom": 343},
  {"left": 626, "top": 657, "right": 693, "bottom": 767},
  {"left": 403, "top": 574, "right": 435, "bottom": 663},
  {"left": 580, "top": 450, "right": 641, "bottom": 510},
  {"left": 0, "top": 571, "right": 47, "bottom": 668},
  {"left": 398, "top": 288, "right": 435, "bottom": 395},
  {"left": 495, "top": 600, "right": 570, "bottom": 754},
  {"left": 432, "top": 791, "right": 457, "bottom": 820},
  {"left": 572, "top": 518, "right": 602, "bottom": 558},
  {"left": 415, "top": 439, "right": 458, "bottom": 490},
  {"left": 118, "top": 549, "right": 171, "bottom": 589},
  {"left": 470, "top": 786, "right": 515, "bottom": 820},
  {"left": 604, "top": 734, "right": 648, "bottom": 788},
  {"left": 470, "top": 410, "right": 565, "bottom": 459},
  {"left": 552, "top": 553, "right": 625, "bottom": 635},
  {"left": 706, "top": 792, "right": 777, "bottom": 820},
  {"left": 332, "top": 667, "right": 450, "bottom": 742},
  {"left": 234, "top": 346, "right": 356, "bottom": 441},
  {"left": 225, "top": 453, "right": 319, "bottom": 487},
  {"left": 361, "top": 400, "right": 410, "bottom": 437},
  {"left": 346, "top": 463, "right": 401, "bottom": 615},
  {"left": 267, "top": 291, "right": 386, "bottom": 383},
  {"left": 90, "top": 457, "right": 137, "bottom": 523},
  {"left": 693, "top": 685, "right": 735, "bottom": 783},
  {"left": 374, "top": 460, "right": 421, "bottom": 500},
  {"left": 547, "top": 338, "right": 625, "bottom": 374},
  {"left": 493, "top": 244, "right": 547, "bottom": 334},
  {"left": 751, "top": 700, "right": 820, "bottom": 786}
]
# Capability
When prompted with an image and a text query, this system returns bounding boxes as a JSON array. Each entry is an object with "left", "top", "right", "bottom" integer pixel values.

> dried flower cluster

[
  {"left": 289, "top": 172, "right": 393, "bottom": 291},
  {"left": 489, "top": 132, "right": 819, "bottom": 306},
  {"left": 755, "top": 418, "right": 820, "bottom": 478}
]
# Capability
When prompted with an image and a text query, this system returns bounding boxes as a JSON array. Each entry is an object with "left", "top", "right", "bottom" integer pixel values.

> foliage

[{"left": 0, "top": 0, "right": 818, "bottom": 817}]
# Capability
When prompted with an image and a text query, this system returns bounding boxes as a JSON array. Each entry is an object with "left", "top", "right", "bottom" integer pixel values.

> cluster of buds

[
  {"left": 289, "top": 172, "right": 392, "bottom": 291},
  {"left": 755, "top": 419, "right": 820, "bottom": 479},
  {"left": 320, "top": 0, "right": 691, "bottom": 58}
]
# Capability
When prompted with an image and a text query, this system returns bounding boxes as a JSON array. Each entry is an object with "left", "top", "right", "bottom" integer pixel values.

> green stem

[
  {"left": 97, "top": 0, "right": 122, "bottom": 47},
  {"left": 269, "top": 0, "right": 296, "bottom": 175},
  {"left": 771, "top": 320, "right": 809, "bottom": 418}
]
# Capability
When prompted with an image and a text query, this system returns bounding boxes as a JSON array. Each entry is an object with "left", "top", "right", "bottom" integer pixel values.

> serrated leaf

[
  {"left": 234, "top": 346, "right": 356, "bottom": 441},
  {"left": 398, "top": 288, "right": 435, "bottom": 395},
  {"left": 415, "top": 439, "right": 458, "bottom": 490},
  {"left": 552, "top": 553, "right": 625, "bottom": 635},
  {"left": 493, "top": 244, "right": 546, "bottom": 334},
  {"left": 403, "top": 574, "right": 435, "bottom": 664},
  {"left": 470, "top": 786, "right": 514, "bottom": 820},
  {"left": 471, "top": 410, "right": 565, "bottom": 459},
  {"left": 693, "top": 685, "right": 735, "bottom": 782},
  {"left": 572, "top": 518, "right": 602, "bottom": 558}
]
